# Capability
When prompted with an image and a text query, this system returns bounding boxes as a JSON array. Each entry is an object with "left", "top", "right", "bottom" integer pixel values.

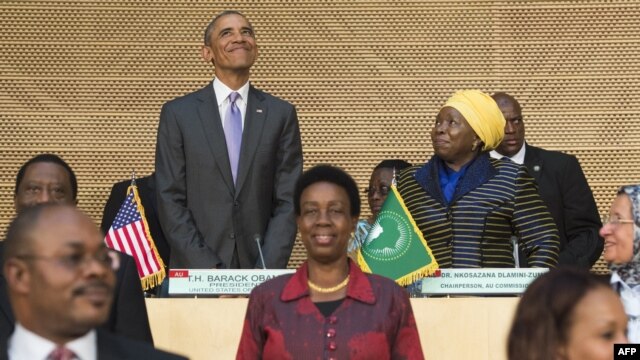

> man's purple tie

[
  {"left": 224, "top": 92, "right": 243, "bottom": 184},
  {"left": 48, "top": 347, "right": 76, "bottom": 360}
]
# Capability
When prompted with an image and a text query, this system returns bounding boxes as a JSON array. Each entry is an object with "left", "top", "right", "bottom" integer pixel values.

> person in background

[
  {"left": 348, "top": 159, "right": 412, "bottom": 259},
  {"left": 0, "top": 154, "right": 153, "bottom": 344},
  {"left": 396, "top": 90, "right": 560, "bottom": 268},
  {"left": 490, "top": 92, "right": 603, "bottom": 268},
  {"left": 236, "top": 165, "right": 424, "bottom": 359},
  {"left": 1, "top": 204, "right": 186, "bottom": 359},
  {"left": 507, "top": 268, "right": 627, "bottom": 360},
  {"left": 155, "top": 10, "right": 303, "bottom": 270},
  {"left": 599, "top": 184, "right": 640, "bottom": 343}
]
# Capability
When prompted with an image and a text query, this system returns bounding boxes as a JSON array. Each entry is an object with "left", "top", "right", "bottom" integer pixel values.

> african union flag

[{"left": 357, "top": 185, "right": 438, "bottom": 286}]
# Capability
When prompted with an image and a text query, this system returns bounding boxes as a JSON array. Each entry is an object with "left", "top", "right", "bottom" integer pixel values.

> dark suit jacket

[
  {"left": 101, "top": 173, "right": 170, "bottom": 267},
  {"left": 155, "top": 82, "right": 303, "bottom": 269},
  {"left": 0, "top": 243, "right": 153, "bottom": 344},
  {"left": 0, "top": 328, "right": 186, "bottom": 360},
  {"left": 397, "top": 154, "right": 560, "bottom": 268},
  {"left": 0, "top": 268, "right": 11, "bottom": 342},
  {"left": 523, "top": 144, "right": 603, "bottom": 268}
]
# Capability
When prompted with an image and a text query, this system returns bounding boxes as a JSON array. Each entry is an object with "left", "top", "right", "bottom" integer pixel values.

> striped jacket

[{"left": 397, "top": 153, "right": 559, "bottom": 268}]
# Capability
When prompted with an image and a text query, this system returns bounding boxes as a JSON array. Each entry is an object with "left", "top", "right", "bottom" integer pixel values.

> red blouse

[{"left": 236, "top": 260, "right": 425, "bottom": 359}]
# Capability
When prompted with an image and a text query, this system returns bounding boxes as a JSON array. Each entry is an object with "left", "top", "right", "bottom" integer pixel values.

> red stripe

[
  {"left": 128, "top": 222, "right": 155, "bottom": 275},
  {"left": 112, "top": 229, "right": 131, "bottom": 258},
  {"left": 133, "top": 221, "right": 161, "bottom": 272},
  {"left": 108, "top": 228, "right": 128, "bottom": 255},
  {"left": 104, "top": 232, "right": 114, "bottom": 249},
  {"left": 121, "top": 226, "right": 144, "bottom": 277}
]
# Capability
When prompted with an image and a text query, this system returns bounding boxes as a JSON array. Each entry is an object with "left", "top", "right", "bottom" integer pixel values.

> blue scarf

[{"left": 437, "top": 158, "right": 471, "bottom": 205}]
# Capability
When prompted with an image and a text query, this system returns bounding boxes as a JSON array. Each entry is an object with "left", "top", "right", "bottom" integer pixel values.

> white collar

[
  {"left": 9, "top": 323, "right": 97, "bottom": 360},
  {"left": 611, "top": 271, "right": 640, "bottom": 317},
  {"left": 610, "top": 271, "right": 640, "bottom": 292},
  {"left": 490, "top": 142, "right": 527, "bottom": 165},
  {"left": 213, "top": 78, "right": 250, "bottom": 107}
]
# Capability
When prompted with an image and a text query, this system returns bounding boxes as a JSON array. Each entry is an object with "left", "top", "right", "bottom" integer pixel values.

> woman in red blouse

[{"left": 236, "top": 165, "right": 424, "bottom": 359}]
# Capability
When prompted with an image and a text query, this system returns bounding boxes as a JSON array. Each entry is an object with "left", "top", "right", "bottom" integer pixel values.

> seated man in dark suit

[
  {"left": 490, "top": 92, "right": 603, "bottom": 268},
  {"left": 0, "top": 203, "right": 185, "bottom": 359},
  {"left": 0, "top": 154, "right": 153, "bottom": 344}
]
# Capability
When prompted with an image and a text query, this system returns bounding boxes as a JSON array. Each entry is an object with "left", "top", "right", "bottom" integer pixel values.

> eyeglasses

[
  {"left": 364, "top": 185, "right": 390, "bottom": 196},
  {"left": 603, "top": 215, "right": 635, "bottom": 228},
  {"left": 16, "top": 248, "right": 120, "bottom": 273}
]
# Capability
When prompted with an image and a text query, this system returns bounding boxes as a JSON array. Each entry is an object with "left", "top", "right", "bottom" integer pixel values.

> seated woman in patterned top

[
  {"left": 396, "top": 90, "right": 560, "bottom": 268},
  {"left": 237, "top": 165, "right": 424, "bottom": 359},
  {"left": 348, "top": 159, "right": 412, "bottom": 260}
]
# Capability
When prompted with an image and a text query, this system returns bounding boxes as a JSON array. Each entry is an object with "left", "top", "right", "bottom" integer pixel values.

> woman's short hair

[
  {"left": 507, "top": 268, "right": 609, "bottom": 360},
  {"left": 294, "top": 165, "right": 360, "bottom": 218}
]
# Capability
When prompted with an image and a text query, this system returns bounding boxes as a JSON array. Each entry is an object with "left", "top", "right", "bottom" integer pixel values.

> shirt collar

[
  {"left": 609, "top": 270, "right": 640, "bottom": 294},
  {"left": 611, "top": 271, "right": 637, "bottom": 292},
  {"left": 490, "top": 142, "right": 526, "bottom": 165},
  {"left": 281, "top": 260, "right": 376, "bottom": 305},
  {"left": 9, "top": 323, "right": 97, "bottom": 360},
  {"left": 213, "top": 78, "right": 250, "bottom": 107}
]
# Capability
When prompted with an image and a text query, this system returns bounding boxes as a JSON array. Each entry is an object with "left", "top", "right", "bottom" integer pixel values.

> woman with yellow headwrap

[{"left": 397, "top": 90, "right": 560, "bottom": 269}]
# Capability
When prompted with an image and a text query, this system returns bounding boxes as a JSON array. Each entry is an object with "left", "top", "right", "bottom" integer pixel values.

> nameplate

[
  {"left": 168, "top": 269, "right": 295, "bottom": 296},
  {"left": 420, "top": 268, "right": 548, "bottom": 295}
]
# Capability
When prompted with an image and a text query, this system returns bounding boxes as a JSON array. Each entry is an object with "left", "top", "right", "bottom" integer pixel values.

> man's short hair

[
  {"left": 373, "top": 159, "right": 412, "bottom": 172},
  {"left": 203, "top": 10, "right": 253, "bottom": 46},
  {"left": 294, "top": 164, "right": 361, "bottom": 218},
  {"left": 15, "top": 154, "right": 78, "bottom": 200},
  {"left": 3, "top": 203, "right": 56, "bottom": 262}
]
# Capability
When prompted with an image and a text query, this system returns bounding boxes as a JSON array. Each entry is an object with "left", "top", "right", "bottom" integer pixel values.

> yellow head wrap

[{"left": 442, "top": 90, "right": 505, "bottom": 151}]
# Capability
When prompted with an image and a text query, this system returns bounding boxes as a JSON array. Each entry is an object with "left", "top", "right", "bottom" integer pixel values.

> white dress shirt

[
  {"left": 213, "top": 78, "right": 249, "bottom": 131},
  {"left": 490, "top": 143, "right": 526, "bottom": 165},
  {"left": 610, "top": 271, "right": 640, "bottom": 343},
  {"left": 8, "top": 323, "right": 97, "bottom": 360}
]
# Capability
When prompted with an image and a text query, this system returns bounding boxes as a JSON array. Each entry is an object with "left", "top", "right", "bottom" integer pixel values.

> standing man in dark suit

[
  {"left": 0, "top": 154, "right": 153, "bottom": 344},
  {"left": 490, "top": 92, "right": 603, "bottom": 268},
  {"left": 155, "top": 10, "right": 303, "bottom": 269},
  {"left": 0, "top": 204, "right": 185, "bottom": 359}
]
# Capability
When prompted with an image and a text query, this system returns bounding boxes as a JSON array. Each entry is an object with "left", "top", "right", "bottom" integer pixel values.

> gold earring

[{"left": 471, "top": 141, "right": 479, "bottom": 152}]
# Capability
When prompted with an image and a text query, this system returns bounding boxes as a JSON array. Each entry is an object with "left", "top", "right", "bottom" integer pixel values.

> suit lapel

[
  {"left": 415, "top": 158, "right": 446, "bottom": 206},
  {"left": 0, "top": 344, "right": 7, "bottom": 360},
  {"left": 451, "top": 154, "right": 496, "bottom": 204},
  {"left": 0, "top": 279, "right": 12, "bottom": 327},
  {"left": 234, "top": 86, "right": 266, "bottom": 195},
  {"left": 524, "top": 144, "right": 543, "bottom": 183},
  {"left": 97, "top": 329, "right": 122, "bottom": 360},
  {"left": 196, "top": 83, "right": 235, "bottom": 194},
  {"left": 0, "top": 244, "right": 13, "bottom": 328}
]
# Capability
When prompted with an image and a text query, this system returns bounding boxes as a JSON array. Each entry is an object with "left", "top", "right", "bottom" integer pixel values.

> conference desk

[{"left": 147, "top": 297, "right": 519, "bottom": 360}]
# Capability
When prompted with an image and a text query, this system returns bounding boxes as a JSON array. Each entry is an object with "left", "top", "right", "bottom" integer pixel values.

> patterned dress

[
  {"left": 397, "top": 153, "right": 560, "bottom": 268},
  {"left": 236, "top": 260, "right": 424, "bottom": 359}
]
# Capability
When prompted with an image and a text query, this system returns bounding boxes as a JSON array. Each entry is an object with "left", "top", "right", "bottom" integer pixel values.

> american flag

[{"left": 104, "top": 185, "right": 165, "bottom": 290}]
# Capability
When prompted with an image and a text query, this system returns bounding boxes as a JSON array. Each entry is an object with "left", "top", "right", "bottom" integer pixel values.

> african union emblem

[
  {"left": 363, "top": 211, "right": 412, "bottom": 261},
  {"left": 357, "top": 185, "right": 439, "bottom": 286}
]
